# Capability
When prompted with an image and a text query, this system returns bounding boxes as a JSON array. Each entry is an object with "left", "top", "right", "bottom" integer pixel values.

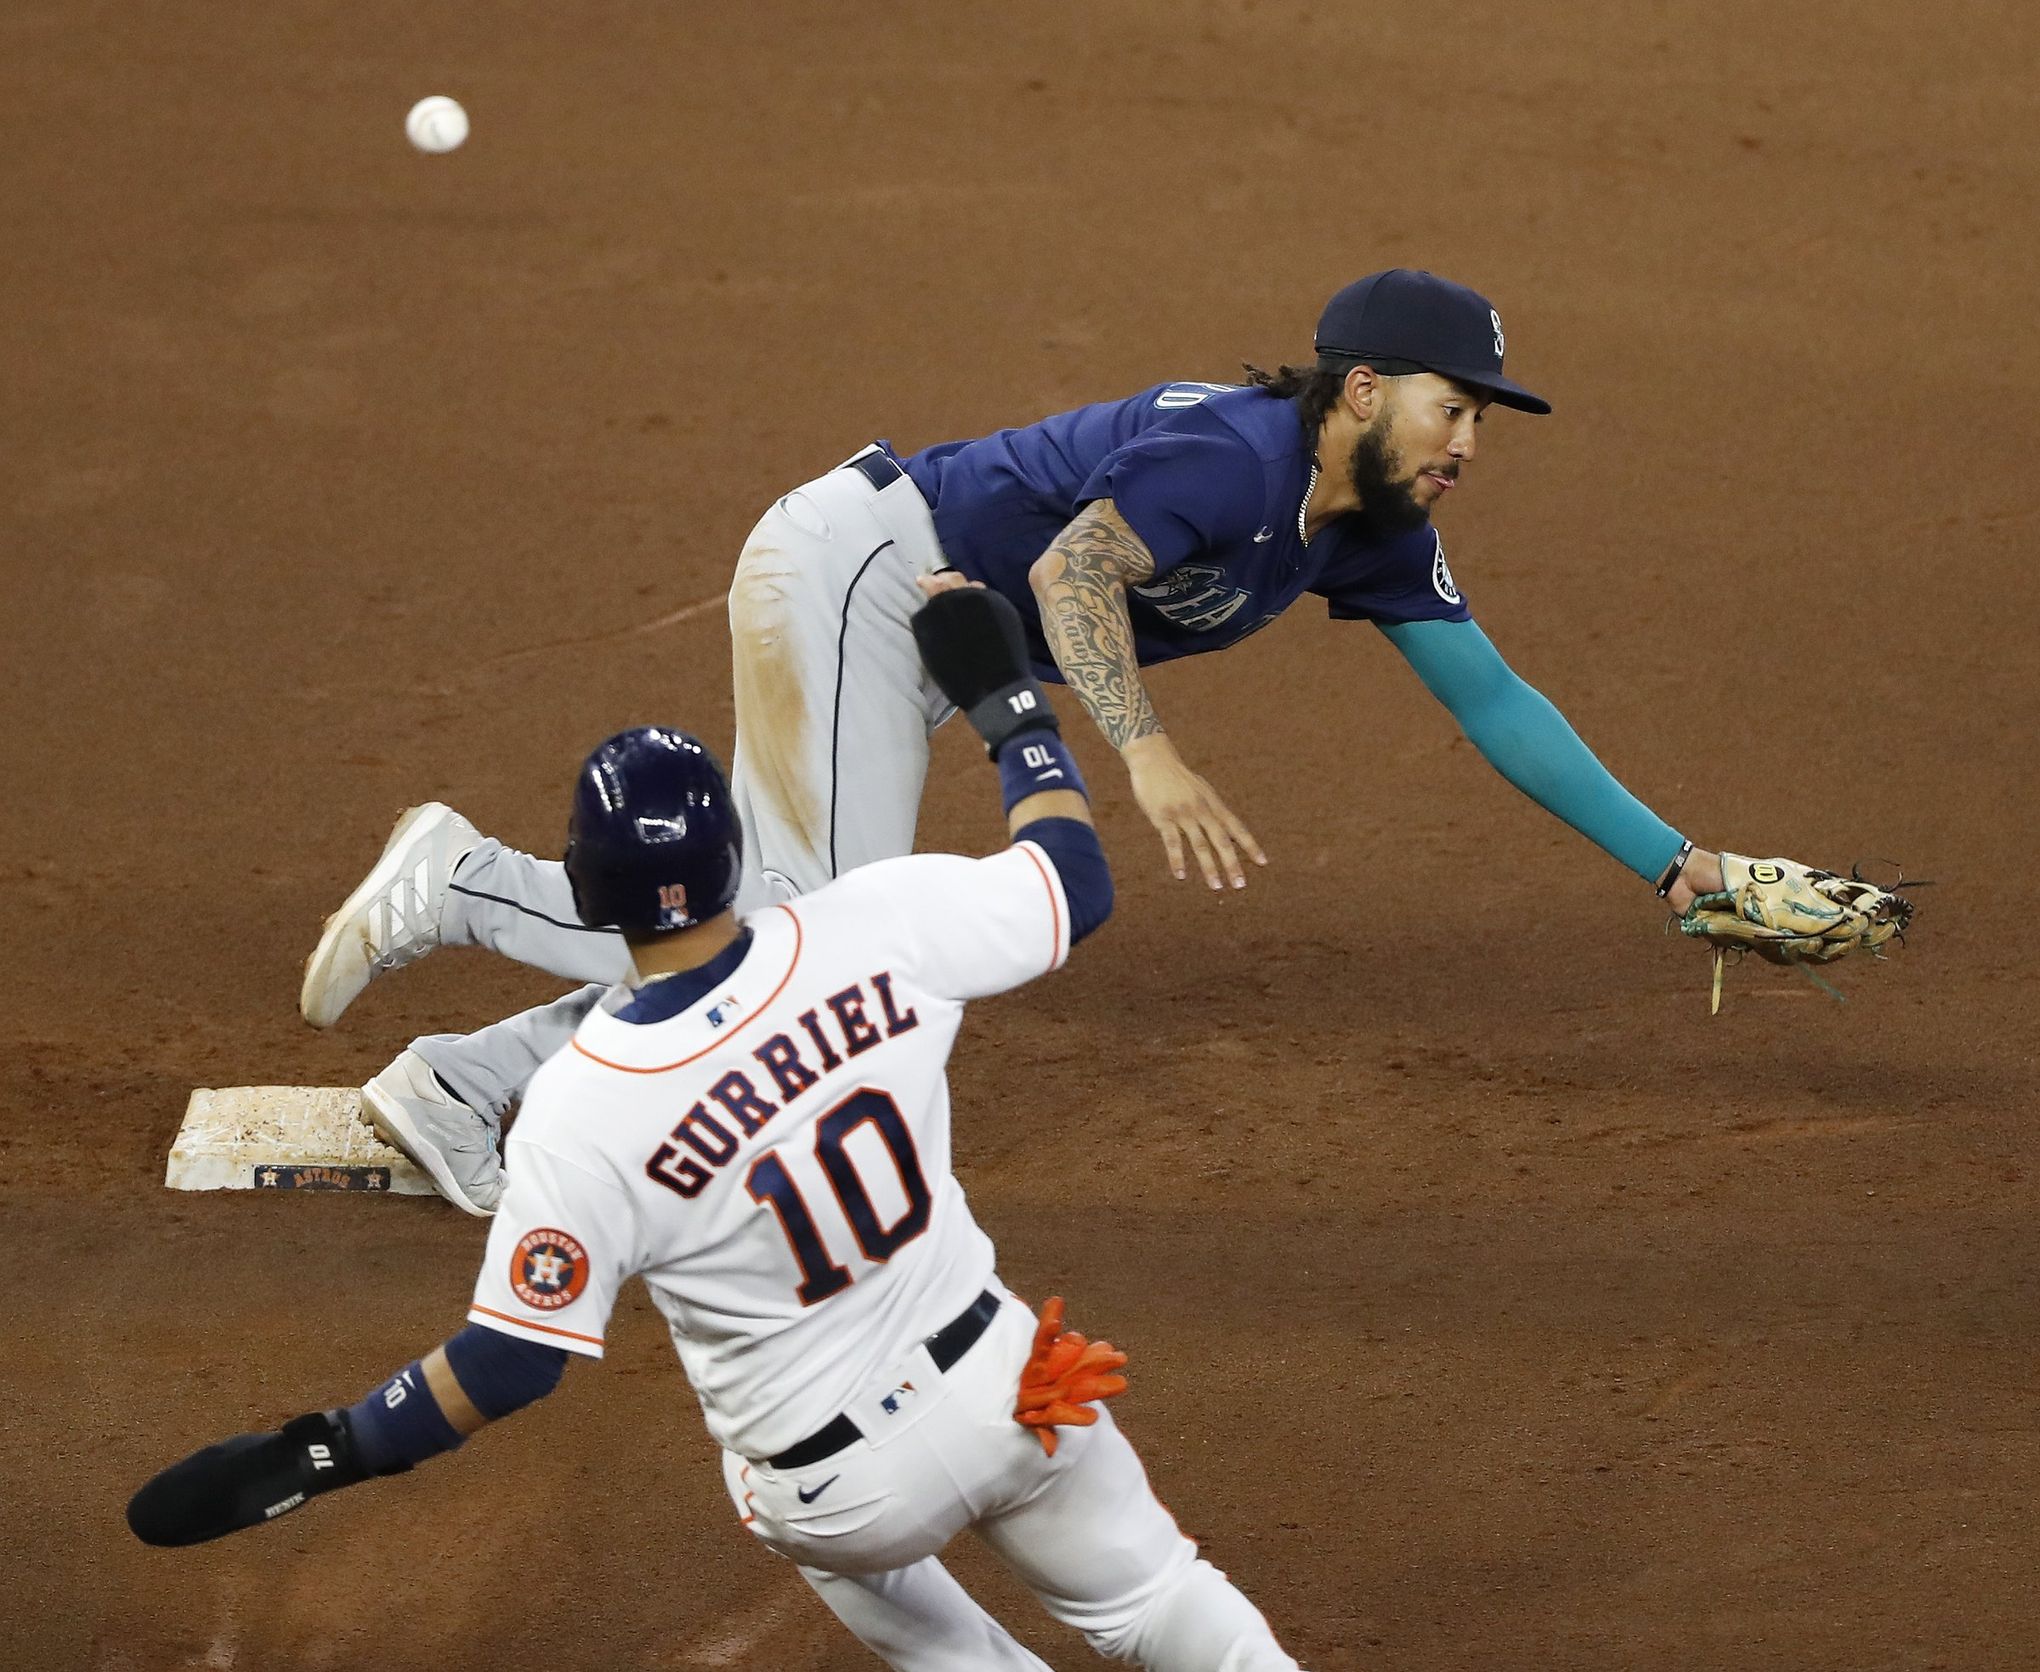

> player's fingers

[
  {"left": 1215, "top": 800, "right": 1268, "bottom": 867},
  {"left": 1155, "top": 819, "right": 1186, "bottom": 882},
  {"left": 1181, "top": 819, "right": 1224, "bottom": 892},
  {"left": 1197, "top": 810, "right": 1245, "bottom": 890},
  {"left": 918, "top": 567, "right": 976, "bottom": 598},
  {"left": 1190, "top": 781, "right": 1265, "bottom": 869}
]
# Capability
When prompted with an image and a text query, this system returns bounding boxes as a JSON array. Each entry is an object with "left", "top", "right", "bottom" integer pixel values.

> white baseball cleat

[
  {"left": 300, "top": 803, "right": 480, "bottom": 1028},
  {"left": 363, "top": 1051, "right": 502, "bottom": 1217}
]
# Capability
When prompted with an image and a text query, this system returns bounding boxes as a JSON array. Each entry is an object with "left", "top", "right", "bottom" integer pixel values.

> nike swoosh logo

[
  {"left": 796, "top": 1475, "right": 840, "bottom": 1504},
  {"left": 1252, "top": 526, "right": 1275, "bottom": 543}
]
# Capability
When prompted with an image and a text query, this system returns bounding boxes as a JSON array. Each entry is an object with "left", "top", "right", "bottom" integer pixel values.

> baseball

[{"left": 405, "top": 96, "right": 469, "bottom": 154}]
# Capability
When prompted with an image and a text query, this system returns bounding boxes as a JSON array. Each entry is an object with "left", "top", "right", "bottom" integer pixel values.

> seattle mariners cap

[{"left": 1314, "top": 269, "right": 1551, "bottom": 415}]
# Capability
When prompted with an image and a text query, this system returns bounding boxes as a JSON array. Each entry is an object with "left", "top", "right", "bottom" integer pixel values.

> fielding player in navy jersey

[
  {"left": 298, "top": 269, "right": 1730, "bottom": 1212},
  {"left": 911, "top": 377, "right": 1468, "bottom": 670}
]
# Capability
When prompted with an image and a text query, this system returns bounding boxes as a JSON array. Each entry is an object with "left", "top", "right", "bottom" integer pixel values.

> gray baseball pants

[{"left": 413, "top": 449, "right": 957, "bottom": 1117}]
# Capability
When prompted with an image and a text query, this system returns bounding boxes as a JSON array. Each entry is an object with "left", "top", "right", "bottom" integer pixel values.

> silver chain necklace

[{"left": 1297, "top": 463, "right": 1320, "bottom": 545}]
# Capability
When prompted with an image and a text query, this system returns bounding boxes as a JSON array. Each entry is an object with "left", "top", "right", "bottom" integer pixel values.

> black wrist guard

[
  {"left": 913, "top": 588, "right": 1060, "bottom": 755},
  {"left": 963, "top": 678, "right": 1061, "bottom": 757},
  {"left": 128, "top": 1409, "right": 378, "bottom": 1547}
]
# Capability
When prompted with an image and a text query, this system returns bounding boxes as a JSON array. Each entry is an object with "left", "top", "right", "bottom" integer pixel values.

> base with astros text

[{"left": 165, "top": 1087, "right": 436, "bottom": 1197}]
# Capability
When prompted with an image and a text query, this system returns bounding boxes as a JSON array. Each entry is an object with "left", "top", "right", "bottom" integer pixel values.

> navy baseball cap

[{"left": 1314, "top": 269, "right": 1551, "bottom": 415}]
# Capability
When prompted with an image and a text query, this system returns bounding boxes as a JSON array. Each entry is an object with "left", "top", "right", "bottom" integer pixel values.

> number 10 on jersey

[{"left": 745, "top": 1088, "right": 933, "bottom": 1304}]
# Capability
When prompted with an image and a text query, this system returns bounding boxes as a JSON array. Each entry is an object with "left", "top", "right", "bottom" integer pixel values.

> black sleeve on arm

[
  {"left": 1015, "top": 815, "right": 1113, "bottom": 945},
  {"left": 128, "top": 1410, "right": 373, "bottom": 1547},
  {"left": 126, "top": 1328, "right": 574, "bottom": 1548},
  {"left": 914, "top": 588, "right": 1060, "bottom": 756}
]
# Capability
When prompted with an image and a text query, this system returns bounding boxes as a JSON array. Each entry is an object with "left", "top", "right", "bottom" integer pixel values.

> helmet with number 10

[{"left": 563, "top": 727, "right": 744, "bottom": 935}]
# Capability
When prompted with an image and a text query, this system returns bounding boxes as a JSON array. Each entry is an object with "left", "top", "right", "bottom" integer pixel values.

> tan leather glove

[{"left": 1678, "top": 853, "right": 1915, "bottom": 1011}]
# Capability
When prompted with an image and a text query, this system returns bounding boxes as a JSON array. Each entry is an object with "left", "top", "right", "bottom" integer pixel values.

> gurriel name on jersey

[{"left": 645, "top": 970, "right": 920, "bottom": 1200}]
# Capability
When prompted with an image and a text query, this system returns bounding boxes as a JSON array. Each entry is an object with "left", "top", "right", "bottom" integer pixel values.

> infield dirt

[{"left": 3, "top": 3, "right": 2035, "bottom": 1668}]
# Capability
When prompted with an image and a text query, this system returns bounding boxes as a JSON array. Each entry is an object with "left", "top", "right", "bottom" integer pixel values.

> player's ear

[{"left": 1341, "top": 363, "right": 1385, "bottom": 423}]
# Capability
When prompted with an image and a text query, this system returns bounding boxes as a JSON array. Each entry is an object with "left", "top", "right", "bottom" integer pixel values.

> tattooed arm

[
  {"left": 1026, "top": 500, "right": 1161, "bottom": 749},
  {"left": 1028, "top": 500, "right": 1266, "bottom": 891}
]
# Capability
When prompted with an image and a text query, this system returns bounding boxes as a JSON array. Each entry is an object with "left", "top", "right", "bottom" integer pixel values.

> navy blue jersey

[{"left": 897, "top": 382, "right": 1471, "bottom": 680}]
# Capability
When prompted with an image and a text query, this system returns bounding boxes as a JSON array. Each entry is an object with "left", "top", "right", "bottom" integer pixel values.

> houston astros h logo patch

[{"left": 511, "top": 1228, "right": 590, "bottom": 1310}]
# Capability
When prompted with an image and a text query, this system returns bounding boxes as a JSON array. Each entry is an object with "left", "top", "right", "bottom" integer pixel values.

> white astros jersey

[{"left": 467, "top": 841, "right": 1071, "bottom": 1459}]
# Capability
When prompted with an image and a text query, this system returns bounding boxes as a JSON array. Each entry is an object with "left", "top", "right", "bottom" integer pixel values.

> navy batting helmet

[{"left": 563, "top": 727, "right": 744, "bottom": 934}]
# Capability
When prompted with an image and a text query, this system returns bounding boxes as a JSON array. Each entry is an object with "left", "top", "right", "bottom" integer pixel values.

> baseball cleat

[
  {"left": 300, "top": 803, "right": 480, "bottom": 1029},
  {"left": 362, "top": 1051, "right": 502, "bottom": 1217}
]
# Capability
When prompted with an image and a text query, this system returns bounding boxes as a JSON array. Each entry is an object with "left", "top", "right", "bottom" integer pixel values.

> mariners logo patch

[
  {"left": 1132, "top": 563, "right": 1250, "bottom": 632},
  {"left": 1430, "top": 534, "right": 1462, "bottom": 605},
  {"left": 510, "top": 1228, "right": 590, "bottom": 1311}
]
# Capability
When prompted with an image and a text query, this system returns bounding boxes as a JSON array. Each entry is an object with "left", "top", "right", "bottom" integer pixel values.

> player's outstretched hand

[
  {"left": 1014, "top": 1296, "right": 1129, "bottom": 1458},
  {"left": 1122, "top": 734, "right": 1266, "bottom": 891},
  {"left": 128, "top": 1410, "right": 376, "bottom": 1546}
]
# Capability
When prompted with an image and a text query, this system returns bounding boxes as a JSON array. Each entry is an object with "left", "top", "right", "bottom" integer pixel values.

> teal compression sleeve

[{"left": 1379, "top": 617, "right": 1685, "bottom": 883}]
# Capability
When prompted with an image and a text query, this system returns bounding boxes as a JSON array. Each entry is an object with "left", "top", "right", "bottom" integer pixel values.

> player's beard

[{"left": 1347, "top": 418, "right": 1431, "bottom": 537}]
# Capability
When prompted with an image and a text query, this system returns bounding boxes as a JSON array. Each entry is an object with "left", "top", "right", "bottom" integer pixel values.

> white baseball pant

[
  {"left": 412, "top": 449, "right": 957, "bottom": 1116},
  {"left": 721, "top": 1293, "right": 1302, "bottom": 1671}
]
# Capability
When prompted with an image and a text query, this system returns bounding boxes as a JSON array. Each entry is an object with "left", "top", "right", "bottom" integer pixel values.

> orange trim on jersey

[
  {"left": 572, "top": 905, "right": 805, "bottom": 1075},
  {"left": 1018, "top": 843, "right": 1066, "bottom": 968},
  {"left": 469, "top": 1303, "right": 606, "bottom": 1347}
]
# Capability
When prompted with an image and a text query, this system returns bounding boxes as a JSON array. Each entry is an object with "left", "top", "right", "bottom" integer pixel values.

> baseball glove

[{"left": 1677, "top": 853, "right": 1915, "bottom": 1012}]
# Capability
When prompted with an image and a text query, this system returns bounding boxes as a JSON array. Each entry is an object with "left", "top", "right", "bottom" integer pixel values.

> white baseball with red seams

[{"left": 464, "top": 845, "right": 1300, "bottom": 1669}]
